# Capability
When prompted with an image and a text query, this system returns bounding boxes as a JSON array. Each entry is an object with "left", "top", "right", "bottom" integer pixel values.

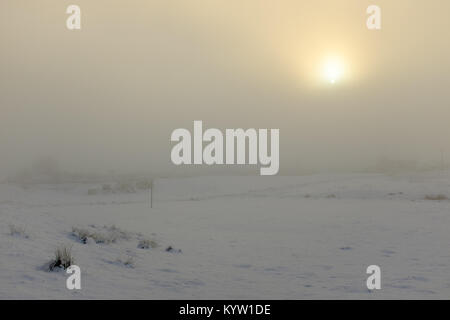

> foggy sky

[{"left": 1, "top": 0, "right": 450, "bottom": 178}]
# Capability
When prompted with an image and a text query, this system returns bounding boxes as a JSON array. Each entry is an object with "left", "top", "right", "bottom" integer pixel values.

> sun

[{"left": 321, "top": 57, "right": 345, "bottom": 84}]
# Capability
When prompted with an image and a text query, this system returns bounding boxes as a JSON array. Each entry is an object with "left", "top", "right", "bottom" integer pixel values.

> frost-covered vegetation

[
  {"left": 47, "top": 245, "right": 75, "bottom": 271},
  {"left": 8, "top": 224, "right": 29, "bottom": 239},
  {"left": 71, "top": 225, "right": 131, "bottom": 244}
]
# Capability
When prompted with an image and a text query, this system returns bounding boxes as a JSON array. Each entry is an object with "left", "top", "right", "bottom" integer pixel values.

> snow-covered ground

[{"left": 1, "top": 172, "right": 450, "bottom": 299}]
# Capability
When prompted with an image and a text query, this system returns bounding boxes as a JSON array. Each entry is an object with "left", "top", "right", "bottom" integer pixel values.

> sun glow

[{"left": 321, "top": 57, "right": 345, "bottom": 84}]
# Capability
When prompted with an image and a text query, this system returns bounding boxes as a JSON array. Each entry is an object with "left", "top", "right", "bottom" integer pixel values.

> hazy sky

[{"left": 1, "top": 1, "right": 449, "bottom": 177}]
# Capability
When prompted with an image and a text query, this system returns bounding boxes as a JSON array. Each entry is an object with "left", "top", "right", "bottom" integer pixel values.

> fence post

[{"left": 150, "top": 179, "right": 153, "bottom": 208}]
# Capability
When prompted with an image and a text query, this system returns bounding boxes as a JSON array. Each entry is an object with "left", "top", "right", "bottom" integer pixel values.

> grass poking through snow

[
  {"left": 8, "top": 224, "right": 29, "bottom": 239},
  {"left": 424, "top": 194, "right": 448, "bottom": 201},
  {"left": 72, "top": 225, "right": 131, "bottom": 244},
  {"left": 47, "top": 245, "right": 74, "bottom": 271}
]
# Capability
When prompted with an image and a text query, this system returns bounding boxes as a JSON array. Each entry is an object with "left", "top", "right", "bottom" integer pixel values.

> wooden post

[{"left": 150, "top": 179, "right": 153, "bottom": 208}]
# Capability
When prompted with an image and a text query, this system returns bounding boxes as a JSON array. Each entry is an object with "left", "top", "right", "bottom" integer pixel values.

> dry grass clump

[
  {"left": 137, "top": 238, "right": 158, "bottom": 249},
  {"left": 135, "top": 180, "right": 152, "bottom": 190},
  {"left": 71, "top": 227, "right": 92, "bottom": 243},
  {"left": 165, "top": 246, "right": 182, "bottom": 253},
  {"left": 72, "top": 225, "right": 131, "bottom": 244},
  {"left": 106, "top": 225, "right": 132, "bottom": 242},
  {"left": 87, "top": 179, "right": 152, "bottom": 195},
  {"left": 115, "top": 255, "right": 135, "bottom": 268},
  {"left": 424, "top": 194, "right": 448, "bottom": 201},
  {"left": 48, "top": 245, "right": 74, "bottom": 271},
  {"left": 9, "top": 224, "right": 29, "bottom": 239}
]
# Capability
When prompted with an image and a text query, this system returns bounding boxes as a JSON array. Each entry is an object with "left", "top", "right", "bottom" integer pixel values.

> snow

[{"left": 1, "top": 172, "right": 450, "bottom": 299}]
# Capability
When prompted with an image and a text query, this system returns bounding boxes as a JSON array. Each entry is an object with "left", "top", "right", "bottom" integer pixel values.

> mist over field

[
  {"left": 2, "top": 1, "right": 450, "bottom": 301},
  {"left": 1, "top": 0, "right": 450, "bottom": 178}
]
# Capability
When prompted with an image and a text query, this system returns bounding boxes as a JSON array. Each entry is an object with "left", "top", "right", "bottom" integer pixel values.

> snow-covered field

[{"left": 1, "top": 172, "right": 450, "bottom": 299}]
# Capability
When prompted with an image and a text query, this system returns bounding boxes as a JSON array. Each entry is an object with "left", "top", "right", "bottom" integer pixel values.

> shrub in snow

[
  {"left": 115, "top": 182, "right": 136, "bottom": 193},
  {"left": 135, "top": 180, "right": 152, "bottom": 190},
  {"left": 47, "top": 245, "right": 74, "bottom": 271},
  {"left": 106, "top": 225, "right": 131, "bottom": 242},
  {"left": 138, "top": 238, "right": 158, "bottom": 249},
  {"left": 87, "top": 182, "right": 139, "bottom": 195},
  {"left": 72, "top": 225, "right": 131, "bottom": 244},
  {"left": 9, "top": 224, "right": 29, "bottom": 239},
  {"left": 425, "top": 194, "right": 448, "bottom": 201},
  {"left": 115, "top": 256, "right": 135, "bottom": 268},
  {"left": 71, "top": 227, "right": 92, "bottom": 244},
  {"left": 165, "top": 246, "right": 182, "bottom": 253}
]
